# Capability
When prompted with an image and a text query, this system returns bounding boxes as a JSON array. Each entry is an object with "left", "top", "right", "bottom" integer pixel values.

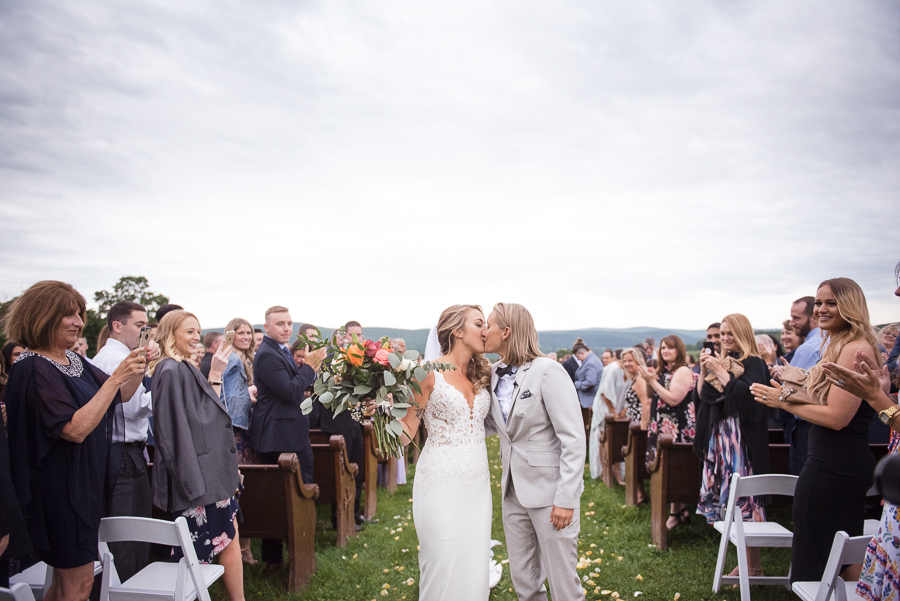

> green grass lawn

[{"left": 228, "top": 436, "right": 795, "bottom": 601}]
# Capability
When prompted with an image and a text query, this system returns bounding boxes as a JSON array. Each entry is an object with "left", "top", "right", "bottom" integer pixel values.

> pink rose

[{"left": 373, "top": 348, "right": 391, "bottom": 366}]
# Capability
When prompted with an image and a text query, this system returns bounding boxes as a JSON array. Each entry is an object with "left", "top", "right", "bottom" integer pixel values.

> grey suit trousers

[
  {"left": 108, "top": 444, "right": 152, "bottom": 581},
  {"left": 503, "top": 478, "right": 584, "bottom": 601}
]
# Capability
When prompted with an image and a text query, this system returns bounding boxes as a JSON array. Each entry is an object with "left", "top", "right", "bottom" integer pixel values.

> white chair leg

[{"left": 713, "top": 519, "right": 731, "bottom": 593}]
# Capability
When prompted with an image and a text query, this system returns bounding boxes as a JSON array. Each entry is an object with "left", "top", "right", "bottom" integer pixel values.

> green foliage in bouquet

[{"left": 296, "top": 327, "right": 453, "bottom": 458}]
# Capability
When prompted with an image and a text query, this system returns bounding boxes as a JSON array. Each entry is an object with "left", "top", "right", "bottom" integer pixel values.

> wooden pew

[
  {"left": 361, "top": 422, "right": 378, "bottom": 519},
  {"left": 309, "top": 432, "right": 359, "bottom": 547},
  {"left": 647, "top": 434, "right": 701, "bottom": 551},
  {"left": 239, "top": 454, "right": 320, "bottom": 593},
  {"left": 623, "top": 423, "right": 649, "bottom": 506},
  {"left": 598, "top": 415, "right": 631, "bottom": 488}
]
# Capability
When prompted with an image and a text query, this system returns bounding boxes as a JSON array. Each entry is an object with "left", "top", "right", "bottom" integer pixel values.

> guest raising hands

[
  {"left": 3, "top": 281, "right": 150, "bottom": 601},
  {"left": 751, "top": 278, "right": 881, "bottom": 584}
]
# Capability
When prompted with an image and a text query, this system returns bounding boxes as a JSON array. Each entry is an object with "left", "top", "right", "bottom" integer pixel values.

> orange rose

[{"left": 342, "top": 344, "right": 365, "bottom": 367}]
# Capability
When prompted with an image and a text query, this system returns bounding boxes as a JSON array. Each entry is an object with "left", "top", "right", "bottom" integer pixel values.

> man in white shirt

[{"left": 92, "top": 301, "right": 157, "bottom": 581}]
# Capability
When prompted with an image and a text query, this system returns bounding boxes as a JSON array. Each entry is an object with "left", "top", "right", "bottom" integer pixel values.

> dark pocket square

[{"left": 520, "top": 390, "right": 533, "bottom": 399}]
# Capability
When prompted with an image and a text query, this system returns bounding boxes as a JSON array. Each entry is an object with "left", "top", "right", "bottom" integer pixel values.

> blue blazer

[
  {"left": 249, "top": 336, "right": 317, "bottom": 455},
  {"left": 573, "top": 352, "right": 604, "bottom": 409}
]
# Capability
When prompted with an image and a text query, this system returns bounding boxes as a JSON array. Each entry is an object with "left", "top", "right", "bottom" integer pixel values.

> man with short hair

[
  {"left": 783, "top": 295, "right": 819, "bottom": 475},
  {"left": 706, "top": 323, "right": 722, "bottom": 354},
  {"left": 250, "top": 306, "right": 325, "bottom": 571},
  {"left": 199, "top": 331, "right": 223, "bottom": 378},
  {"left": 253, "top": 328, "right": 264, "bottom": 350},
  {"left": 600, "top": 348, "right": 615, "bottom": 367},
  {"left": 75, "top": 336, "right": 88, "bottom": 357},
  {"left": 155, "top": 303, "right": 183, "bottom": 324},
  {"left": 92, "top": 301, "right": 158, "bottom": 581},
  {"left": 644, "top": 337, "right": 657, "bottom": 361},
  {"left": 320, "top": 320, "right": 370, "bottom": 527}
]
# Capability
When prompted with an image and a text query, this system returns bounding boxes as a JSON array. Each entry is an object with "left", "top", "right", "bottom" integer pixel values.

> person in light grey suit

[
  {"left": 483, "top": 303, "right": 586, "bottom": 601},
  {"left": 573, "top": 341, "right": 604, "bottom": 409}
]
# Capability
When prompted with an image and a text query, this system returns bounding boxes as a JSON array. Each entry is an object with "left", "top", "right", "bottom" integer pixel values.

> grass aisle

[{"left": 232, "top": 436, "right": 795, "bottom": 600}]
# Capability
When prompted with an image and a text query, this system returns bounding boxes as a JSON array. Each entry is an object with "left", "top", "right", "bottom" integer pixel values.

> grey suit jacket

[
  {"left": 487, "top": 357, "right": 586, "bottom": 509},
  {"left": 573, "top": 352, "right": 604, "bottom": 408},
  {"left": 151, "top": 358, "right": 240, "bottom": 513}
]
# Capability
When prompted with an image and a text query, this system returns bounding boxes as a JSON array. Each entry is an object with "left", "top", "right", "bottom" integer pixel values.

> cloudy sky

[{"left": 1, "top": 0, "right": 898, "bottom": 331}]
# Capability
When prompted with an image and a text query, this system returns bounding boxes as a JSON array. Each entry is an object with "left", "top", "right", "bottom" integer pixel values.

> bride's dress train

[{"left": 413, "top": 371, "right": 492, "bottom": 601}]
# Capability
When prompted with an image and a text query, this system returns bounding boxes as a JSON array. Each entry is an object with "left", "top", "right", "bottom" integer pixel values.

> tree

[{"left": 93, "top": 276, "right": 169, "bottom": 319}]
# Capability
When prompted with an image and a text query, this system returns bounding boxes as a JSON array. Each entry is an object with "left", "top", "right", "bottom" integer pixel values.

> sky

[{"left": 1, "top": 0, "right": 899, "bottom": 331}]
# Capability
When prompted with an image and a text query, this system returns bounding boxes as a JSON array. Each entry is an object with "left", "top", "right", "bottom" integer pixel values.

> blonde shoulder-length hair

[
  {"left": 149, "top": 310, "right": 199, "bottom": 375},
  {"left": 492, "top": 303, "right": 544, "bottom": 367},
  {"left": 721, "top": 313, "right": 760, "bottom": 362},
  {"left": 620, "top": 347, "right": 648, "bottom": 379},
  {"left": 807, "top": 278, "right": 881, "bottom": 402}
]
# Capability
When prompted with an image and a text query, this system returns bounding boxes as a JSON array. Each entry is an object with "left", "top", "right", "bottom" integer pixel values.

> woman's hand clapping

[{"left": 822, "top": 350, "right": 894, "bottom": 412}]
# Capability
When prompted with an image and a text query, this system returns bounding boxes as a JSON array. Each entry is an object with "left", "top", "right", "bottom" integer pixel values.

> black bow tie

[{"left": 496, "top": 364, "right": 515, "bottom": 378}]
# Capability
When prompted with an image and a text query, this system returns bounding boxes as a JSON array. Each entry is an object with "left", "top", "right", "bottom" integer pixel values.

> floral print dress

[
  {"left": 172, "top": 496, "right": 240, "bottom": 563},
  {"left": 857, "top": 429, "right": 900, "bottom": 601},
  {"left": 645, "top": 367, "right": 696, "bottom": 467}
]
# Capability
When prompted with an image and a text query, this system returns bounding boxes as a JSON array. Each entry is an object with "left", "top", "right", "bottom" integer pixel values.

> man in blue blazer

[{"left": 249, "top": 305, "right": 325, "bottom": 571}]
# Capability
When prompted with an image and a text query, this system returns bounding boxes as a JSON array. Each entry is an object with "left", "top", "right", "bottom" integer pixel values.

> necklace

[{"left": 18, "top": 349, "right": 84, "bottom": 378}]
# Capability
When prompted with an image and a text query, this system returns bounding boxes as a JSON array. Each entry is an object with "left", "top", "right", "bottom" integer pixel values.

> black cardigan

[{"left": 693, "top": 354, "right": 772, "bottom": 479}]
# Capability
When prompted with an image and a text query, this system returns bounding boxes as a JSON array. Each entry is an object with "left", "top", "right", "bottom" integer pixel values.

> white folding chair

[
  {"left": 0, "top": 583, "right": 36, "bottom": 601},
  {"left": 9, "top": 544, "right": 110, "bottom": 600},
  {"left": 712, "top": 473, "right": 799, "bottom": 601},
  {"left": 792, "top": 530, "right": 871, "bottom": 601},
  {"left": 98, "top": 516, "right": 224, "bottom": 601}
]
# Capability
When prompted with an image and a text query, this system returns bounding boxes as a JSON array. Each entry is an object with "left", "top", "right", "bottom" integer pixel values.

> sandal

[
  {"left": 666, "top": 508, "right": 692, "bottom": 530},
  {"left": 729, "top": 566, "right": 764, "bottom": 587}
]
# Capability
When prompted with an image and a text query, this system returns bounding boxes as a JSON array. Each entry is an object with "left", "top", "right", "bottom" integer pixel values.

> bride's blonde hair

[
  {"left": 437, "top": 305, "right": 491, "bottom": 392},
  {"left": 149, "top": 310, "right": 199, "bottom": 375},
  {"left": 806, "top": 278, "right": 881, "bottom": 402}
]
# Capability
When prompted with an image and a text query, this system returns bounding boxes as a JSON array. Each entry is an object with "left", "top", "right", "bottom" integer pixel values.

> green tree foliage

[
  {"left": 93, "top": 276, "right": 169, "bottom": 319},
  {"left": 83, "top": 309, "right": 106, "bottom": 358}
]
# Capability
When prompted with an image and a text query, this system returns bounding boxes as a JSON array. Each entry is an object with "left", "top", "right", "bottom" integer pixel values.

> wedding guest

[
  {"left": 148, "top": 321, "right": 159, "bottom": 341},
  {"left": 751, "top": 278, "right": 880, "bottom": 584},
  {"left": 0, "top": 394, "right": 30, "bottom": 587},
  {"left": 878, "top": 324, "right": 899, "bottom": 361},
  {"left": 91, "top": 301, "right": 156, "bottom": 582},
  {"left": 290, "top": 338, "right": 305, "bottom": 368},
  {"left": 600, "top": 349, "right": 615, "bottom": 367},
  {"left": 706, "top": 323, "right": 722, "bottom": 354},
  {"left": 253, "top": 328, "right": 264, "bottom": 350},
  {"left": 220, "top": 317, "right": 259, "bottom": 565},
  {"left": 391, "top": 338, "right": 407, "bottom": 353},
  {"left": 2, "top": 341, "right": 23, "bottom": 374},
  {"left": 148, "top": 310, "right": 244, "bottom": 601},
  {"left": 695, "top": 314, "right": 771, "bottom": 576},
  {"left": 589, "top": 353, "right": 625, "bottom": 481},
  {"left": 641, "top": 335, "right": 696, "bottom": 529},
  {"left": 780, "top": 320, "right": 804, "bottom": 359},
  {"left": 755, "top": 334, "right": 783, "bottom": 368},
  {"left": 199, "top": 331, "right": 222, "bottom": 378},
  {"left": 562, "top": 339, "right": 582, "bottom": 381},
  {"left": 75, "top": 336, "right": 88, "bottom": 358},
  {"left": 644, "top": 337, "right": 657, "bottom": 361},
  {"left": 619, "top": 347, "right": 652, "bottom": 503},
  {"left": 4, "top": 281, "right": 147, "bottom": 601},
  {"left": 249, "top": 306, "right": 325, "bottom": 571},
  {"left": 546, "top": 351, "right": 558, "bottom": 362},
  {"left": 821, "top": 348, "right": 899, "bottom": 601},
  {"left": 786, "top": 295, "right": 819, "bottom": 475},
  {"left": 573, "top": 340, "right": 604, "bottom": 409}
]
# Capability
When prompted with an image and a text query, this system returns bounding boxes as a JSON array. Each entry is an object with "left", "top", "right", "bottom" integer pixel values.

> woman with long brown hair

[
  {"left": 399, "top": 304, "right": 492, "bottom": 601},
  {"left": 752, "top": 278, "right": 881, "bottom": 584}
]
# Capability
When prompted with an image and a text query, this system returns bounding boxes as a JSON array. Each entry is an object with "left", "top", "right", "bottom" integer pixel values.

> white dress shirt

[
  {"left": 495, "top": 363, "right": 518, "bottom": 423},
  {"left": 92, "top": 338, "right": 153, "bottom": 443}
]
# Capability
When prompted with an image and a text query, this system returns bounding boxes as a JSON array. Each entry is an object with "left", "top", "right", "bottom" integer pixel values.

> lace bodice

[{"left": 414, "top": 371, "right": 491, "bottom": 492}]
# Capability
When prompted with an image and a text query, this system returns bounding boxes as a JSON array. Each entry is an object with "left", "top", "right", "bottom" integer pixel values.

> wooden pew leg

[
  {"left": 287, "top": 496, "right": 317, "bottom": 592},
  {"left": 650, "top": 471, "right": 668, "bottom": 551},
  {"left": 386, "top": 457, "right": 398, "bottom": 494},
  {"left": 625, "top": 455, "right": 638, "bottom": 506}
]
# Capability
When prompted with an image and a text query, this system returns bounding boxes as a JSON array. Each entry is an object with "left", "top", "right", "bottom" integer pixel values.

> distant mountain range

[{"left": 218, "top": 324, "right": 710, "bottom": 354}]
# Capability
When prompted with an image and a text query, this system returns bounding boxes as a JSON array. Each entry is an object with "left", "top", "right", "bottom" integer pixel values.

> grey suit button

[{"left": 230, "top": 448, "right": 236, "bottom": 453}]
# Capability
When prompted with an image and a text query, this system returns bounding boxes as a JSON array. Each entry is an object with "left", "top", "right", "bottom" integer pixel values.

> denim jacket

[{"left": 221, "top": 352, "right": 252, "bottom": 430}]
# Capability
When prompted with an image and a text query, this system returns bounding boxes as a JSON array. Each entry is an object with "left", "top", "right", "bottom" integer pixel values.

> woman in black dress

[
  {"left": 3, "top": 281, "right": 148, "bottom": 601},
  {"left": 752, "top": 277, "right": 881, "bottom": 582}
]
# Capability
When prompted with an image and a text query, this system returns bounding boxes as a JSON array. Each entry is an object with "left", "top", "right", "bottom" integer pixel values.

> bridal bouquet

[{"left": 298, "top": 328, "right": 453, "bottom": 459}]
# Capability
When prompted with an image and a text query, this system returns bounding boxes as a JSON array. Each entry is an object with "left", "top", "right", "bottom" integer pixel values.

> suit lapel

[
  {"left": 188, "top": 362, "right": 229, "bottom": 414},
  {"left": 505, "top": 360, "right": 532, "bottom": 433}
]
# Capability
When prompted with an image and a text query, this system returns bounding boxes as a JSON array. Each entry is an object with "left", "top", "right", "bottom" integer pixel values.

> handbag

[
  {"left": 777, "top": 366, "right": 823, "bottom": 405},
  {"left": 704, "top": 356, "right": 745, "bottom": 393}
]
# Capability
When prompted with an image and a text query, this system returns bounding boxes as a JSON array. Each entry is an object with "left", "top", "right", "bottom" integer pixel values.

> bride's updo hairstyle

[
  {"left": 437, "top": 304, "right": 491, "bottom": 392},
  {"left": 492, "top": 302, "right": 544, "bottom": 367}
]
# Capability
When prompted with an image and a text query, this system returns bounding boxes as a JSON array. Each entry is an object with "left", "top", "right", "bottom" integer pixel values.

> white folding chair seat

[
  {"left": 9, "top": 545, "right": 109, "bottom": 600},
  {"left": 712, "top": 473, "right": 799, "bottom": 601},
  {"left": 0, "top": 583, "right": 37, "bottom": 601},
  {"left": 792, "top": 530, "right": 870, "bottom": 601},
  {"left": 98, "top": 516, "right": 224, "bottom": 601},
  {"left": 863, "top": 520, "right": 880, "bottom": 536}
]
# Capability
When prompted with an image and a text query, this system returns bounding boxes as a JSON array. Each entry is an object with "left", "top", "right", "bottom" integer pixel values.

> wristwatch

[{"left": 878, "top": 405, "right": 900, "bottom": 425}]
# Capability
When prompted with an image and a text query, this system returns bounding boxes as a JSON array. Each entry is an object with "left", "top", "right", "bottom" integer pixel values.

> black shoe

[
  {"left": 355, "top": 523, "right": 364, "bottom": 531},
  {"left": 356, "top": 515, "right": 379, "bottom": 525}
]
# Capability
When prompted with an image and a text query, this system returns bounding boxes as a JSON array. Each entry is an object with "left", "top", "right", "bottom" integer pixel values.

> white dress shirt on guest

[
  {"left": 92, "top": 338, "right": 153, "bottom": 443},
  {"left": 495, "top": 364, "right": 518, "bottom": 423}
]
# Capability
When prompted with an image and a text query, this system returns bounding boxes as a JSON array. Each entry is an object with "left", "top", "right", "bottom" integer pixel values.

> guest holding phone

[{"left": 149, "top": 310, "right": 244, "bottom": 601}]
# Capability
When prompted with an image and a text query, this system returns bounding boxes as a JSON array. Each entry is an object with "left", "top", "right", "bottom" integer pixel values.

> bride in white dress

[{"left": 400, "top": 305, "right": 493, "bottom": 601}]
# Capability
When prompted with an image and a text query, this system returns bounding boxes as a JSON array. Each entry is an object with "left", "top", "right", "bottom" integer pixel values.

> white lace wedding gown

[{"left": 413, "top": 371, "right": 492, "bottom": 601}]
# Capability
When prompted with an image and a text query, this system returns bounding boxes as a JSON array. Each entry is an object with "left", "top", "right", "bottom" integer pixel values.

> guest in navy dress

[
  {"left": 752, "top": 277, "right": 882, "bottom": 583},
  {"left": 4, "top": 281, "right": 148, "bottom": 601}
]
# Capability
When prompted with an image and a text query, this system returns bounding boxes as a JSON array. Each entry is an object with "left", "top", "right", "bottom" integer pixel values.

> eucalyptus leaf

[
  {"left": 404, "top": 350, "right": 419, "bottom": 361},
  {"left": 388, "top": 352, "right": 402, "bottom": 369},
  {"left": 300, "top": 397, "right": 313, "bottom": 414},
  {"left": 319, "top": 391, "right": 334, "bottom": 405},
  {"left": 414, "top": 367, "right": 427, "bottom": 382},
  {"left": 392, "top": 402, "right": 410, "bottom": 409},
  {"left": 354, "top": 385, "right": 372, "bottom": 395},
  {"left": 387, "top": 419, "right": 404, "bottom": 437},
  {"left": 384, "top": 371, "right": 397, "bottom": 386},
  {"left": 391, "top": 407, "right": 408, "bottom": 419}
]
